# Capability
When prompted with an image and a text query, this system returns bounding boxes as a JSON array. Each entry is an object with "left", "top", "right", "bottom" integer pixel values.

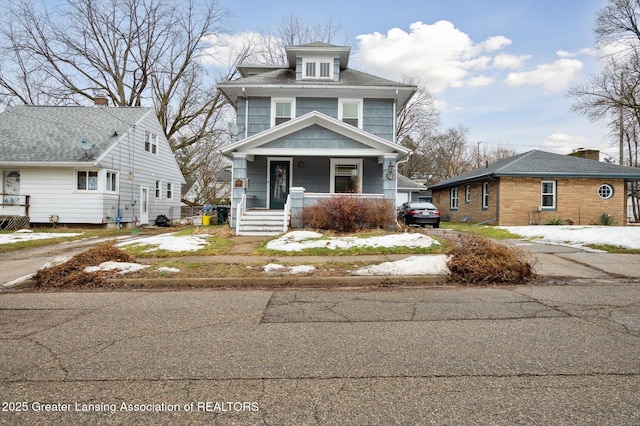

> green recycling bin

[{"left": 216, "top": 206, "right": 230, "bottom": 224}]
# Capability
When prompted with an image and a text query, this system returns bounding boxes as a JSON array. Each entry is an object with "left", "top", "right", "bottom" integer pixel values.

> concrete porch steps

[{"left": 237, "top": 209, "right": 286, "bottom": 236}]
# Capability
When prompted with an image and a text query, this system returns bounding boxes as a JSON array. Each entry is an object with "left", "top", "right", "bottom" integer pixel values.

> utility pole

[{"left": 619, "top": 73, "right": 624, "bottom": 165}]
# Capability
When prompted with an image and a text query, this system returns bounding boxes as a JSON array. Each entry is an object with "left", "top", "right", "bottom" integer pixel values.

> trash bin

[
  {"left": 216, "top": 206, "right": 230, "bottom": 224},
  {"left": 202, "top": 215, "right": 211, "bottom": 226}
]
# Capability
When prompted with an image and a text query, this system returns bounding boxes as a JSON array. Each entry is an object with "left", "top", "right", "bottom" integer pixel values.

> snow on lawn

[
  {"left": 353, "top": 255, "right": 450, "bottom": 276},
  {"left": 117, "top": 232, "right": 210, "bottom": 252},
  {"left": 500, "top": 226, "right": 640, "bottom": 250},
  {"left": 265, "top": 231, "right": 439, "bottom": 252},
  {"left": 84, "top": 261, "right": 150, "bottom": 274},
  {"left": 0, "top": 229, "right": 82, "bottom": 245},
  {"left": 263, "top": 263, "right": 317, "bottom": 274}
]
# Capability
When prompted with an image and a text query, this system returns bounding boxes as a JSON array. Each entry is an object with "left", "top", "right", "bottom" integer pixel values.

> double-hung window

[
  {"left": 106, "top": 171, "right": 118, "bottom": 193},
  {"left": 330, "top": 158, "right": 363, "bottom": 193},
  {"left": 482, "top": 182, "right": 489, "bottom": 209},
  {"left": 450, "top": 187, "right": 459, "bottom": 210},
  {"left": 145, "top": 131, "right": 158, "bottom": 155},
  {"left": 76, "top": 170, "right": 98, "bottom": 191},
  {"left": 339, "top": 99, "right": 362, "bottom": 128},
  {"left": 155, "top": 180, "right": 161, "bottom": 198},
  {"left": 541, "top": 180, "right": 556, "bottom": 209},
  {"left": 166, "top": 182, "right": 173, "bottom": 199},
  {"left": 465, "top": 185, "right": 471, "bottom": 203},
  {"left": 271, "top": 98, "right": 295, "bottom": 126}
]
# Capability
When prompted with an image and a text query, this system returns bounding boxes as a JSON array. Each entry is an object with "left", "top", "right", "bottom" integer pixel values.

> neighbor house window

[
  {"left": 145, "top": 131, "right": 158, "bottom": 154},
  {"left": 339, "top": 99, "right": 362, "bottom": 128},
  {"left": 166, "top": 182, "right": 173, "bottom": 199},
  {"left": 465, "top": 185, "right": 471, "bottom": 203},
  {"left": 155, "top": 180, "right": 161, "bottom": 198},
  {"left": 106, "top": 171, "right": 118, "bottom": 192},
  {"left": 76, "top": 170, "right": 98, "bottom": 191},
  {"left": 330, "top": 158, "right": 363, "bottom": 193},
  {"left": 271, "top": 98, "right": 295, "bottom": 126},
  {"left": 598, "top": 183, "right": 614, "bottom": 200},
  {"left": 482, "top": 182, "right": 489, "bottom": 209},
  {"left": 450, "top": 187, "right": 459, "bottom": 210},
  {"left": 541, "top": 180, "right": 556, "bottom": 209}
]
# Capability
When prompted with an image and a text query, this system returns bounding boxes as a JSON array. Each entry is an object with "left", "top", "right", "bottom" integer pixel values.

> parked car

[{"left": 398, "top": 202, "right": 441, "bottom": 228}]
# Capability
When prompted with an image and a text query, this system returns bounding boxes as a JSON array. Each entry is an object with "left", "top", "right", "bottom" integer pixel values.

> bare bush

[
  {"left": 446, "top": 235, "right": 536, "bottom": 285},
  {"left": 301, "top": 196, "right": 394, "bottom": 231}
]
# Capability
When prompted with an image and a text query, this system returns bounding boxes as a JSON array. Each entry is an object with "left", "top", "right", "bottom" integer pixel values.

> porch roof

[{"left": 221, "top": 110, "right": 412, "bottom": 161}]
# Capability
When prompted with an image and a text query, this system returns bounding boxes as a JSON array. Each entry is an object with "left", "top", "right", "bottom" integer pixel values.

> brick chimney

[
  {"left": 94, "top": 97, "right": 108, "bottom": 106},
  {"left": 568, "top": 148, "right": 600, "bottom": 161}
]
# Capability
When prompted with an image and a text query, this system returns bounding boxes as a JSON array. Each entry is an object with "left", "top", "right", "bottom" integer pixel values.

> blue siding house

[{"left": 218, "top": 42, "right": 416, "bottom": 235}]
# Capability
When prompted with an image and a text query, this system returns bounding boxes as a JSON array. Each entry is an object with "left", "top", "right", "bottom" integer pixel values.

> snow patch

[
  {"left": 266, "top": 231, "right": 439, "bottom": 252},
  {"left": 353, "top": 255, "right": 451, "bottom": 276},
  {"left": 84, "top": 261, "right": 150, "bottom": 274}
]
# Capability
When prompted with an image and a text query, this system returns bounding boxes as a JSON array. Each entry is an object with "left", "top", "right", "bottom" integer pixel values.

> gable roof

[
  {"left": 221, "top": 110, "right": 411, "bottom": 160},
  {"left": 0, "top": 105, "right": 153, "bottom": 163},
  {"left": 429, "top": 150, "right": 640, "bottom": 190},
  {"left": 397, "top": 174, "right": 427, "bottom": 191}
]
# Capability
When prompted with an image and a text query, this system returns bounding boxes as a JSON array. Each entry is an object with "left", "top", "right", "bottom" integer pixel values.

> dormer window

[
  {"left": 303, "top": 58, "right": 333, "bottom": 80},
  {"left": 271, "top": 98, "right": 296, "bottom": 126}
]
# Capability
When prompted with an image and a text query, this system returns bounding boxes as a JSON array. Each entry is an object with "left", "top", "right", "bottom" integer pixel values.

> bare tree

[{"left": 568, "top": 0, "right": 640, "bottom": 221}]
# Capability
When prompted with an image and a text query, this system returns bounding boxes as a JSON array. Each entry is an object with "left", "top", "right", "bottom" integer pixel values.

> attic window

[
  {"left": 598, "top": 183, "right": 614, "bottom": 200},
  {"left": 145, "top": 131, "right": 158, "bottom": 155},
  {"left": 303, "top": 59, "right": 333, "bottom": 79}
]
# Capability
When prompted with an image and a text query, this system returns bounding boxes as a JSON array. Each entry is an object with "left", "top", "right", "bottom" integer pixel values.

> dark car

[{"left": 398, "top": 202, "right": 441, "bottom": 228}]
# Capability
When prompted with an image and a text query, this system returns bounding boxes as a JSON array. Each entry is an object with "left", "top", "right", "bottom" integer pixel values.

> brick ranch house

[{"left": 428, "top": 150, "right": 640, "bottom": 226}]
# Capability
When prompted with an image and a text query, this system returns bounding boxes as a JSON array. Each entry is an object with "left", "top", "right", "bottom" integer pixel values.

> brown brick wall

[
  {"left": 433, "top": 177, "right": 628, "bottom": 226},
  {"left": 432, "top": 180, "right": 498, "bottom": 224}
]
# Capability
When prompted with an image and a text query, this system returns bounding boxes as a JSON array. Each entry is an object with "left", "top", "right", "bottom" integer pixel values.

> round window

[{"left": 598, "top": 183, "right": 614, "bottom": 200}]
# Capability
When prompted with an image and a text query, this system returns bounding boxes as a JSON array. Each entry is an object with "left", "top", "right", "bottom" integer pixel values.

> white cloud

[
  {"left": 504, "top": 58, "right": 583, "bottom": 92},
  {"left": 493, "top": 53, "right": 530, "bottom": 69},
  {"left": 466, "top": 75, "right": 495, "bottom": 87},
  {"left": 556, "top": 48, "right": 597, "bottom": 58},
  {"left": 200, "top": 32, "right": 280, "bottom": 67},
  {"left": 355, "top": 21, "right": 512, "bottom": 93},
  {"left": 539, "top": 132, "right": 591, "bottom": 154}
]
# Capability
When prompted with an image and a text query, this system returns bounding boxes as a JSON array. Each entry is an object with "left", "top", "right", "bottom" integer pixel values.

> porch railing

[
  {"left": 235, "top": 193, "right": 247, "bottom": 235},
  {"left": 0, "top": 194, "right": 30, "bottom": 217},
  {"left": 283, "top": 194, "right": 291, "bottom": 233},
  {"left": 302, "top": 192, "right": 384, "bottom": 207}
]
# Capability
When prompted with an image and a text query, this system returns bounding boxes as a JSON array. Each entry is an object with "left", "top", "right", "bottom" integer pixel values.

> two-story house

[{"left": 218, "top": 42, "right": 416, "bottom": 235}]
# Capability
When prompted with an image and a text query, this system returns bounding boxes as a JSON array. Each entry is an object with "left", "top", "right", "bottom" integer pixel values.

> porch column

[
  {"left": 289, "top": 187, "right": 305, "bottom": 228},
  {"left": 231, "top": 153, "right": 248, "bottom": 228},
  {"left": 382, "top": 155, "right": 397, "bottom": 205}
]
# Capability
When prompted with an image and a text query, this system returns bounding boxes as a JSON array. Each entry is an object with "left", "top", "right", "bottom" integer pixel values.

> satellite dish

[
  {"left": 228, "top": 122, "right": 239, "bottom": 136},
  {"left": 79, "top": 138, "right": 94, "bottom": 151}
]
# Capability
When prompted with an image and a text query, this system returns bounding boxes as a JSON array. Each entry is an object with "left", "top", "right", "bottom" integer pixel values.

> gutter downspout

[{"left": 243, "top": 87, "right": 248, "bottom": 139}]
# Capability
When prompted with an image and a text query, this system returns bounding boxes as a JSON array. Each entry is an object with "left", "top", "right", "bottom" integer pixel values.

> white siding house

[{"left": 0, "top": 105, "right": 185, "bottom": 228}]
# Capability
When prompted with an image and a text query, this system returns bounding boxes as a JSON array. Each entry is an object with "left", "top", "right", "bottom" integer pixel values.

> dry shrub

[
  {"left": 301, "top": 195, "right": 394, "bottom": 231},
  {"left": 446, "top": 235, "right": 536, "bottom": 285},
  {"left": 33, "top": 241, "right": 135, "bottom": 289}
]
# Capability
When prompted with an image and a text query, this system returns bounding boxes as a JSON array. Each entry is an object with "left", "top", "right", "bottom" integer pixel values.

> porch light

[{"left": 386, "top": 162, "right": 395, "bottom": 180}]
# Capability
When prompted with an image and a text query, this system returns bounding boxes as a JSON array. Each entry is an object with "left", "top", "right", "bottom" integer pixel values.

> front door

[
  {"left": 139, "top": 186, "right": 149, "bottom": 225},
  {"left": 269, "top": 161, "right": 290, "bottom": 209}
]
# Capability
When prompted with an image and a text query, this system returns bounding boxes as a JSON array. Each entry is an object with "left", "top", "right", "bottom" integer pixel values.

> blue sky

[{"left": 219, "top": 0, "right": 614, "bottom": 159}]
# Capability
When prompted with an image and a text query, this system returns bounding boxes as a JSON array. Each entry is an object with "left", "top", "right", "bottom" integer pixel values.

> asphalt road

[{"left": 1, "top": 280, "right": 639, "bottom": 425}]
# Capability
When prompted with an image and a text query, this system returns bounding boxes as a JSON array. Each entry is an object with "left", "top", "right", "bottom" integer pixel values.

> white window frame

[
  {"left": 145, "top": 131, "right": 158, "bottom": 155},
  {"left": 338, "top": 98, "right": 363, "bottom": 129},
  {"left": 155, "top": 180, "right": 162, "bottom": 199},
  {"left": 482, "top": 182, "right": 489, "bottom": 209},
  {"left": 106, "top": 170, "right": 119, "bottom": 193},
  {"left": 450, "top": 187, "right": 459, "bottom": 210},
  {"left": 465, "top": 185, "right": 471, "bottom": 203},
  {"left": 541, "top": 180, "right": 557, "bottom": 209},
  {"left": 166, "top": 182, "right": 173, "bottom": 200},
  {"left": 598, "top": 183, "right": 614, "bottom": 200},
  {"left": 75, "top": 170, "right": 98, "bottom": 191},
  {"left": 330, "top": 158, "right": 363, "bottom": 193},
  {"left": 303, "top": 57, "right": 333, "bottom": 80},
  {"left": 270, "top": 98, "right": 296, "bottom": 127}
]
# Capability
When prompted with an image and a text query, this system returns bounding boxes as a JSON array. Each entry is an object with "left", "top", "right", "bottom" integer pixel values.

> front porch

[{"left": 0, "top": 194, "right": 30, "bottom": 230}]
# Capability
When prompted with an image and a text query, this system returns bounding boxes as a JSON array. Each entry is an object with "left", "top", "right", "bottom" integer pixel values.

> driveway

[{"left": 1, "top": 281, "right": 639, "bottom": 425}]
